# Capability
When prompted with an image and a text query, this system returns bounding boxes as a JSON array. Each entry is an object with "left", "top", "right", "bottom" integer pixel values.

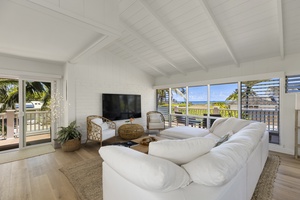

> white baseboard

[{"left": 269, "top": 143, "right": 294, "bottom": 155}]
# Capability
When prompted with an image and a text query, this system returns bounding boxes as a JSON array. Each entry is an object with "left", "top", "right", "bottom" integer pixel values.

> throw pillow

[
  {"left": 214, "top": 131, "right": 233, "bottom": 147},
  {"left": 149, "top": 113, "right": 162, "bottom": 123},
  {"left": 148, "top": 137, "right": 216, "bottom": 165}
]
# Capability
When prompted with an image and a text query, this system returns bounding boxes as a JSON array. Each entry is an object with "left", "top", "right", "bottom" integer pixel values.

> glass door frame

[{"left": 18, "top": 76, "right": 61, "bottom": 149}]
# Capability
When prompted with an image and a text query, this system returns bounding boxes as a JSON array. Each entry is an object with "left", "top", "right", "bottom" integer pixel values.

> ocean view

[{"left": 178, "top": 101, "right": 227, "bottom": 105}]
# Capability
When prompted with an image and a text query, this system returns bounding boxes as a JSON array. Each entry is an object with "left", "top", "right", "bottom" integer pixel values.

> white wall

[
  {"left": 68, "top": 50, "right": 156, "bottom": 142},
  {"left": 155, "top": 53, "right": 300, "bottom": 155},
  {"left": 0, "top": 54, "right": 64, "bottom": 76}
]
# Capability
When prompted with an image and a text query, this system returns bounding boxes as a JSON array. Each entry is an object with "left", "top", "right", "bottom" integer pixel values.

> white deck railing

[{"left": 0, "top": 110, "right": 51, "bottom": 139}]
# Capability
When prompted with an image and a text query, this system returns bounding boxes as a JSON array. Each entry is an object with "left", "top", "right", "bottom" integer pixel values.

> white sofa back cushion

[
  {"left": 210, "top": 117, "right": 252, "bottom": 137},
  {"left": 182, "top": 122, "right": 266, "bottom": 186},
  {"left": 99, "top": 146, "right": 191, "bottom": 192},
  {"left": 148, "top": 137, "right": 215, "bottom": 165}
]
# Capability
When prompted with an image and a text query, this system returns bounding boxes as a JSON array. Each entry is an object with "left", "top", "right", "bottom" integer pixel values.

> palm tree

[{"left": 0, "top": 79, "right": 51, "bottom": 112}]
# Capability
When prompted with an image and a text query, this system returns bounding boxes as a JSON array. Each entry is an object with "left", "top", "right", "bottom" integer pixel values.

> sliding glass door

[
  {"left": 22, "top": 80, "right": 52, "bottom": 147},
  {"left": 0, "top": 77, "right": 53, "bottom": 151}
]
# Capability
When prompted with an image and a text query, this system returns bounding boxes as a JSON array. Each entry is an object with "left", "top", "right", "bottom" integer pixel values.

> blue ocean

[{"left": 179, "top": 101, "right": 226, "bottom": 105}]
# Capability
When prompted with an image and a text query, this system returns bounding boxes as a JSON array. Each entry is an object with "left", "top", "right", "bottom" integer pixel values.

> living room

[{"left": 0, "top": 0, "right": 299, "bottom": 199}]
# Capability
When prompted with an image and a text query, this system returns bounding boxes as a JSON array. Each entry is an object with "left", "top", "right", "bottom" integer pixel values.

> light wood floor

[
  {"left": 0, "top": 143, "right": 299, "bottom": 200},
  {"left": 270, "top": 151, "right": 300, "bottom": 200}
]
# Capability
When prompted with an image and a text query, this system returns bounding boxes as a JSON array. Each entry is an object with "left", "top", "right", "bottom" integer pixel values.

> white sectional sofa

[{"left": 99, "top": 118, "right": 269, "bottom": 200}]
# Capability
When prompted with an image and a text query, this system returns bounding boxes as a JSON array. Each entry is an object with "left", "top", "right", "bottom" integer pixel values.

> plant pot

[{"left": 61, "top": 138, "right": 81, "bottom": 152}]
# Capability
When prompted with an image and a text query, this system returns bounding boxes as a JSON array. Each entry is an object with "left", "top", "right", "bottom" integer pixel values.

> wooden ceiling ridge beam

[
  {"left": 113, "top": 41, "right": 169, "bottom": 77},
  {"left": 138, "top": 0, "right": 207, "bottom": 71},
  {"left": 120, "top": 20, "right": 186, "bottom": 75},
  {"left": 277, "top": 0, "right": 285, "bottom": 59},
  {"left": 197, "top": 0, "right": 240, "bottom": 67}
]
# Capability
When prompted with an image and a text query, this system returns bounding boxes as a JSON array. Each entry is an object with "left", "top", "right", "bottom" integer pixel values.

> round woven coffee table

[{"left": 118, "top": 124, "right": 144, "bottom": 140}]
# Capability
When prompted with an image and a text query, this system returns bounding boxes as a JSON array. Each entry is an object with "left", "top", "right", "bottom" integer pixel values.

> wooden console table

[{"left": 118, "top": 124, "right": 144, "bottom": 140}]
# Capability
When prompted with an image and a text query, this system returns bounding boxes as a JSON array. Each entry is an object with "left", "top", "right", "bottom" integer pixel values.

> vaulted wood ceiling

[
  {"left": 0, "top": 0, "right": 300, "bottom": 78},
  {"left": 106, "top": 0, "right": 299, "bottom": 77}
]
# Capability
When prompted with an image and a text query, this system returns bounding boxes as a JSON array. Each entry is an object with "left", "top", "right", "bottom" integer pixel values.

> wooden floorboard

[
  {"left": 0, "top": 144, "right": 299, "bottom": 200},
  {"left": 270, "top": 151, "right": 300, "bottom": 200}
]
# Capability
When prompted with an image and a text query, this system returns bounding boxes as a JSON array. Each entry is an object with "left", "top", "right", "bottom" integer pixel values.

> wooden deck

[{"left": 0, "top": 133, "right": 51, "bottom": 151}]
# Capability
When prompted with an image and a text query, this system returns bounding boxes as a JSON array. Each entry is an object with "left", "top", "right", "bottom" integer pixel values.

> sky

[{"left": 172, "top": 83, "right": 238, "bottom": 102}]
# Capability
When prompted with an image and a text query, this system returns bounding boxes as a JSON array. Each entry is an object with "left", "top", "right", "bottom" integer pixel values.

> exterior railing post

[{"left": 6, "top": 110, "right": 15, "bottom": 139}]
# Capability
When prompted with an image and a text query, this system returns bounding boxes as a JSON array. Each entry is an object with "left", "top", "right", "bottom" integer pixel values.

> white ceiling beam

[
  {"left": 121, "top": 20, "right": 186, "bottom": 75},
  {"left": 197, "top": 0, "right": 239, "bottom": 67},
  {"left": 277, "top": 0, "right": 285, "bottom": 59},
  {"left": 69, "top": 35, "right": 117, "bottom": 64},
  {"left": 139, "top": 0, "right": 207, "bottom": 71},
  {"left": 114, "top": 42, "right": 169, "bottom": 77}
]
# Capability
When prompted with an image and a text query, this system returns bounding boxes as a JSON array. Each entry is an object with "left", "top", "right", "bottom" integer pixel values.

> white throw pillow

[
  {"left": 99, "top": 146, "right": 191, "bottom": 192},
  {"left": 214, "top": 130, "right": 233, "bottom": 147},
  {"left": 210, "top": 118, "right": 252, "bottom": 137},
  {"left": 91, "top": 118, "right": 103, "bottom": 126},
  {"left": 149, "top": 113, "right": 162, "bottom": 123},
  {"left": 148, "top": 137, "right": 216, "bottom": 165}
]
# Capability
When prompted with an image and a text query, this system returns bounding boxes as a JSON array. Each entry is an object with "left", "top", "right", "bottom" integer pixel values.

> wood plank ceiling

[{"left": 105, "top": 0, "right": 300, "bottom": 77}]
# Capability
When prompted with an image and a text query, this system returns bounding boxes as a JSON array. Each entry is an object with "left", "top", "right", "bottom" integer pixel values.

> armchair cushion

[
  {"left": 101, "top": 122, "right": 109, "bottom": 130},
  {"left": 91, "top": 118, "right": 103, "bottom": 125},
  {"left": 148, "top": 122, "right": 164, "bottom": 129},
  {"left": 102, "top": 129, "right": 116, "bottom": 141},
  {"left": 149, "top": 113, "right": 162, "bottom": 123}
]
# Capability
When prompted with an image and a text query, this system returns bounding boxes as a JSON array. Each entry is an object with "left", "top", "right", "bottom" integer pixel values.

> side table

[{"left": 118, "top": 124, "right": 144, "bottom": 140}]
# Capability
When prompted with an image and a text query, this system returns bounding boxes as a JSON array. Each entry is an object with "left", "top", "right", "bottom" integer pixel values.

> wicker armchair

[
  {"left": 86, "top": 115, "right": 116, "bottom": 145},
  {"left": 146, "top": 111, "right": 165, "bottom": 133}
]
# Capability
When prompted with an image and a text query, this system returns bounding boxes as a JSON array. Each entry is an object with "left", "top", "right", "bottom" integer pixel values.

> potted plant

[{"left": 55, "top": 120, "right": 82, "bottom": 152}]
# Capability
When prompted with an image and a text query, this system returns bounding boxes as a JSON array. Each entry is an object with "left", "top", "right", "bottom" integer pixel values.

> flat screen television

[{"left": 102, "top": 93, "right": 142, "bottom": 121}]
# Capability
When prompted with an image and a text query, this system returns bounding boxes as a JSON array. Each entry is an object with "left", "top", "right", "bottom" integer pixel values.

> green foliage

[
  {"left": 212, "top": 102, "right": 229, "bottom": 109},
  {"left": 0, "top": 124, "right": 7, "bottom": 135},
  {"left": 55, "top": 121, "right": 81, "bottom": 145}
]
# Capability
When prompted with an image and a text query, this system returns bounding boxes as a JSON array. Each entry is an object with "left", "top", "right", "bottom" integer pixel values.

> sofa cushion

[
  {"left": 148, "top": 137, "right": 215, "bottom": 165},
  {"left": 215, "top": 131, "right": 233, "bottom": 147},
  {"left": 182, "top": 142, "right": 248, "bottom": 186},
  {"left": 210, "top": 117, "right": 252, "bottom": 137},
  {"left": 99, "top": 146, "right": 191, "bottom": 192},
  {"left": 160, "top": 126, "right": 209, "bottom": 139},
  {"left": 182, "top": 121, "right": 266, "bottom": 186},
  {"left": 203, "top": 133, "right": 220, "bottom": 142}
]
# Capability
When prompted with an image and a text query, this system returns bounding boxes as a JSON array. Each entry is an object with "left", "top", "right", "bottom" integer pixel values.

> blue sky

[{"left": 172, "top": 83, "right": 238, "bottom": 102}]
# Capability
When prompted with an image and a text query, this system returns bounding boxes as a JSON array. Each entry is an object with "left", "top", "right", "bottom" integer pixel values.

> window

[
  {"left": 156, "top": 89, "right": 169, "bottom": 123},
  {"left": 156, "top": 77, "right": 281, "bottom": 144},
  {"left": 171, "top": 87, "right": 187, "bottom": 126},
  {"left": 188, "top": 85, "right": 208, "bottom": 128},
  {"left": 286, "top": 75, "right": 300, "bottom": 93},
  {"left": 241, "top": 79, "right": 280, "bottom": 144},
  {"left": 210, "top": 83, "right": 238, "bottom": 118}
]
